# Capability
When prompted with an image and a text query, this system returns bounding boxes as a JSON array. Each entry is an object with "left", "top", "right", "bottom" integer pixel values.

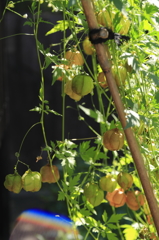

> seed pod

[
  {"left": 22, "top": 169, "right": 42, "bottom": 192},
  {"left": 4, "top": 171, "right": 22, "bottom": 194},
  {"left": 126, "top": 190, "right": 145, "bottom": 211},
  {"left": 103, "top": 128, "right": 124, "bottom": 151},
  {"left": 97, "top": 72, "right": 108, "bottom": 88},
  {"left": 64, "top": 80, "right": 82, "bottom": 101},
  {"left": 84, "top": 182, "right": 104, "bottom": 207},
  {"left": 65, "top": 49, "right": 84, "bottom": 66},
  {"left": 97, "top": 9, "right": 116, "bottom": 29},
  {"left": 106, "top": 188, "right": 126, "bottom": 208},
  {"left": 87, "top": 188, "right": 104, "bottom": 207},
  {"left": 40, "top": 164, "right": 60, "bottom": 183},
  {"left": 82, "top": 37, "right": 95, "bottom": 55},
  {"left": 72, "top": 74, "right": 94, "bottom": 96},
  {"left": 84, "top": 182, "right": 99, "bottom": 198},
  {"left": 99, "top": 174, "right": 117, "bottom": 192},
  {"left": 117, "top": 172, "right": 133, "bottom": 190}
]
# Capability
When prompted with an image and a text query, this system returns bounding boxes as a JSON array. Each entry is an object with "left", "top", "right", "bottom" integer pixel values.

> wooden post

[{"left": 81, "top": 0, "right": 159, "bottom": 236}]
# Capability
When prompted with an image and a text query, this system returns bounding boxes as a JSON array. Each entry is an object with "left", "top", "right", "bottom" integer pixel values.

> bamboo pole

[{"left": 81, "top": 0, "right": 159, "bottom": 236}]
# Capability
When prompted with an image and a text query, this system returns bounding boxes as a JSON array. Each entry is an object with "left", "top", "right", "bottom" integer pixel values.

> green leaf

[
  {"left": 85, "top": 216, "right": 98, "bottom": 227},
  {"left": 108, "top": 213, "right": 126, "bottom": 223},
  {"left": 80, "top": 208, "right": 91, "bottom": 217},
  {"left": 31, "top": 1, "right": 37, "bottom": 12},
  {"left": 79, "top": 105, "right": 104, "bottom": 123},
  {"left": 102, "top": 210, "right": 108, "bottom": 223},
  {"left": 119, "top": 154, "right": 133, "bottom": 166},
  {"left": 50, "top": 141, "right": 55, "bottom": 150},
  {"left": 110, "top": 0, "right": 123, "bottom": 11},
  {"left": 58, "top": 191, "right": 65, "bottom": 201},
  {"left": 68, "top": 0, "right": 78, "bottom": 7},
  {"left": 79, "top": 141, "right": 90, "bottom": 152},
  {"left": 140, "top": 19, "right": 154, "bottom": 32},
  {"left": 123, "top": 226, "right": 139, "bottom": 240},
  {"left": 79, "top": 141, "right": 96, "bottom": 162},
  {"left": 46, "top": 20, "right": 73, "bottom": 36},
  {"left": 68, "top": 174, "right": 81, "bottom": 190},
  {"left": 64, "top": 139, "right": 78, "bottom": 149},
  {"left": 124, "top": 109, "right": 140, "bottom": 130},
  {"left": 72, "top": 211, "right": 86, "bottom": 226},
  {"left": 23, "top": 19, "right": 33, "bottom": 27},
  {"left": 47, "top": 109, "right": 62, "bottom": 116},
  {"left": 107, "top": 223, "right": 118, "bottom": 229},
  {"left": 106, "top": 232, "right": 119, "bottom": 240}
]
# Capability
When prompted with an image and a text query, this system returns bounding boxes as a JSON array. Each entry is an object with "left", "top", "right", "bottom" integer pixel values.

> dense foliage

[{"left": 2, "top": 0, "right": 159, "bottom": 239}]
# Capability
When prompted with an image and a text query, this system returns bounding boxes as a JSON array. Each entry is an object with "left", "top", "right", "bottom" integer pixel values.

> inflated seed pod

[
  {"left": 84, "top": 182, "right": 104, "bottom": 207},
  {"left": 72, "top": 74, "right": 94, "bottom": 96},
  {"left": 4, "top": 171, "right": 22, "bottom": 194},
  {"left": 103, "top": 128, "right": 124, "bottom": 151},
  {"left": 22, "top": 169, "right": 42, "bottom": 192},
  {"left": 40, "top": 164, "right": 60, "bottom": 183}
]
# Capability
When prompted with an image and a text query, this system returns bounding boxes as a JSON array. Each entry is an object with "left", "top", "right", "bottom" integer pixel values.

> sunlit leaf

[
  {"left": 123, "top": 225, "right": 139, "bottom": 240},
  {"left": 46, "top": 20, "right": 73, "bottom": 35},
  {"left": 102, "top": 210, "right": 108, "bottom": 223},
  {"left": 124, "top": 109, "right": 140, "bottom": 130},
  {"left": 79, "top": 105, "right": 104, "bottom": 123},
  {"left": 85, "top": 216, "right": 98, "bottom": 227}
]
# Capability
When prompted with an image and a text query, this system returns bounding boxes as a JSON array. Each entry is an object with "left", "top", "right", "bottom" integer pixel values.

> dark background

[{"left": 0, "top": 2, "right": 110, "bottom": 240}]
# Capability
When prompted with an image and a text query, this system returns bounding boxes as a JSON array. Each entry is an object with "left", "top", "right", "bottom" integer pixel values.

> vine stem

[
  {"left": 0, "top": 33, "right": 34, "bottom": 41},
  {"left": 34, "top": 2, "right": 52, "bottom": 163},
  {"left": 80, "top": 0, "right": 159, "bottom": 236},
  {"left": 18, "top": 122, "right": 41, "bottom": 156}
]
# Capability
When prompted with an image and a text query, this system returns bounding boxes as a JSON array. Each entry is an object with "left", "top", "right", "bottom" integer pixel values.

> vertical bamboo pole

[{"left": 81, "top": 0, "right": 159, "bottom": 236}]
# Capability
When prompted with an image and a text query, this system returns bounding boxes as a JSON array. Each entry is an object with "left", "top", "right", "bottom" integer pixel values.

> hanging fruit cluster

[
  {"left": 4, "top": 164, "right": 60, "bottom": 194},
  {"left": 83, "top": 172, "right": 146, "bottom": 212}
]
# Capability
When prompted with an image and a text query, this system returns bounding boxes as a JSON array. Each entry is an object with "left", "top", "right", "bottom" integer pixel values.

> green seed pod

[
  {"left": 117, "top": 172, "right": 133, "bottom": 190},
  {"left": 84, "top": 182, "right": 99, "bottom": 198},
  {"left": 4, "top": 172, "right": 22, "bottom": 194},
  {"left": 64, "top": 80, "right": 82, "bottom": 101},
  {"left": 84, "top": 182, "right": 104, "bottom": 207},
  {"left": 72, "top": 74, "right": 94, "bottom": 96},
  {"left": 22, "top": 169, "right": 42, "bottom": 192},
  {"left": 99, "top": 174, "right": 117, "bottom": 192},
  {"left": 87, "top": 188, "right": 104, "bottom": 207}
]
